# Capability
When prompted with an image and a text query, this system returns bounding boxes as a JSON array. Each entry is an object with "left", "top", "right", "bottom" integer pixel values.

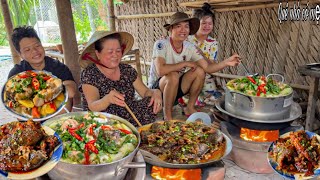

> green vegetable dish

[
  {"left": 227, "top": 76, "right": 292, "bottom": 97},
  {"left": 48, "top": 112, "right": 138, "bottom": 165}
]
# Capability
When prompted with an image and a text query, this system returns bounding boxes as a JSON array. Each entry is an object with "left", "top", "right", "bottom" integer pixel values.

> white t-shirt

[{"left": 148, "top": 37, "right": 204, "bottom": 87}]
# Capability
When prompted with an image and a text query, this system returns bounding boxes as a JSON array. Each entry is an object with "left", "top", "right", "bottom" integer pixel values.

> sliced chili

[
  {"left": 68, "top": 128, "right": 83, "bottom": 141},
  {"left": 247, "top": 76, "right": 256, "bottom": 84},
  {"left": 32, "top": 77, "right": 40, "bottom": 90},
  {"left": 8, "top": 101, "right": 13, "bottom": 108},
  {"left": 101, "top": 125, "right": 112, "bottom": 130},
  {"left": 49, "top": 102, "right": 57, "bottom": 111},
  {"left": 119, "top": 128, "right": 132, "bottom": 134},
  {"left": 84, "top": 148, "right": 90, "bottom": 165},
  {"left": 89, "top": 124, "right": 96, "bottom": 136},
  {"left": 42, "top": 76, "right": 51, "bottom": 81},
  {"left": 18, "top": 74, "right": 28, "bottom": 78},
  {"left": 85, "top": 140, "right": 99, "bottom": 154}
]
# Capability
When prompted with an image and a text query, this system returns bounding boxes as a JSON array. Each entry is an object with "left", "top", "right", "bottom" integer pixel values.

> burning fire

[
  {"left": 151, "top": 166, "right": 201, "bottom": 180},
  {"left": 240, "top": 128, "right": 279, "bottom": 142}
]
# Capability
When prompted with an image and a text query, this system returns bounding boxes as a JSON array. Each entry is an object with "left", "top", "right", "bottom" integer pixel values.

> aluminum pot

[
  {"left": 43, "top": 112, "right": 145, "bottom": 180},
  {"left": 225, "top": 74, "right": 293, "bottom": 121}
]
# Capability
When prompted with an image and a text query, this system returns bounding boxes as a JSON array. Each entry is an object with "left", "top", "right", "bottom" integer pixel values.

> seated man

[
  {"left": 148, "top": 12, "right": 240, "bottom": 120},
  {"left": 8, "top": 26, "right": 76, "bottom": 112}
]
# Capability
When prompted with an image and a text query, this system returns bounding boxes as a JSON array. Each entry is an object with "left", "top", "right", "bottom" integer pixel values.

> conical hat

[{"left": 79, "top": 31, "right": 134, "bottom": 69}]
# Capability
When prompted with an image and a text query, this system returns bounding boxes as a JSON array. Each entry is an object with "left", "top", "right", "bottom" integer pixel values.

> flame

[
  {"left": 240, "top": 127, "right": 279, "bottom": 142},
  {"left": 151, "top": 166, "right": 201, "bottom": 180}
]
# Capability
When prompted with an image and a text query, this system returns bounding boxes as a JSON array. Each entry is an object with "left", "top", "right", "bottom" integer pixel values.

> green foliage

[{"left": 0, "top": 0, "right": 38, "bottom": 46}]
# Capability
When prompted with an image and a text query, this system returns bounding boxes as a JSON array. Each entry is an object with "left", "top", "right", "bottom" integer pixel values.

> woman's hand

[
  {"left": 224, "top": 54, "right": 241, "bottom": 67},
  {"left": 148, "top": 89, "right": 162, "bottom": 114},
  {"left": 105, "top": 89, "right": 126, "bottom": 107}
]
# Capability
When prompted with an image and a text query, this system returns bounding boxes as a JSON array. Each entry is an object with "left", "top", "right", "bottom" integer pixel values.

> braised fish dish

[
  {"left": 48, "top": 112, "right": 138, "bottom": 165},
  {"left": 139, "top": 121, "right": 226, "bottom": 164},
  {"left": 269, "top": 130, "right": 320, "bottom": 177},
  {"left": 3, "top": 70, "right": 66, "bottom": 119},
  {"left": 227, "top": 75, "right": 292, "bottom": 97},
  {"left": 0, "top": 120, "right": 59, "bottom": 172}
]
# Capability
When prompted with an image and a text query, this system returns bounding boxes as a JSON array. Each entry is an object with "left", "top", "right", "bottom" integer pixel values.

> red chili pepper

[
  {"left": 84, "top": 148, "right": 90, "bottom": 165},
  {"left": 49, "top": 102, "right": 57, "bottom": 111},
  {"left": 8, "top": 101, "right": 13, "bottom": 108},
  {"left": 68, "top": 128, "right": 83, "bottom": 141},
  {"left": 42, "top": 76, "right": 51, "bottom": 81},
  {"left": 247, "top": 76, "right": 256, "bottom": 84},
  {"left": 30, "top": 72, "right": 37, "bottom": 77},
  {"left": 89, "top": 124, "right": 96, "bottom": 136},
  {"left": 32, "top": 77, "right": 40, "bottom": 90},
  {"left": 18, "top": 74, "right": 28, "bottom": 78},
  {"left": 68, "top": 122, "right": 85, "bottom": 131},
  {"left": 261, "top": 76, "right": 266, "bottom": 82},
  {"left": 119, "top": 128, "right": 132, "bottom": 134},
  {"left": 256, "top": 89, "right": 261, "bottom": 96},
  {"left": 258, "top": 84, "right": 266, "bottom": 95},
  {"left": 85, "top": 140, "right": 99, "bottom": 154},
  {"left": 101, "top": 125, "right": 112, "bottom": 130}
]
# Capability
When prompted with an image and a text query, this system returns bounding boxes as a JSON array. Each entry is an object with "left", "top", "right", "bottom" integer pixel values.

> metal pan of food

[
  {"left": 43, "top": 111, "right": 145, "bottom": 180},
  {"left": 225, "top": 74, "right": 293, "bottom": 120},
  {"left": 1, "top": 70, "right": 68, "bottom": 121},
  {"left": 138, "top": 120, "right": 232, "bottom": 169}
]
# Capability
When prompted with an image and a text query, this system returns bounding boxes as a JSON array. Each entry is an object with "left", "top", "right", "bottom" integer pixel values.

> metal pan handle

[{"left": 228, "top": 90, "right": 254, "bottom": 108}]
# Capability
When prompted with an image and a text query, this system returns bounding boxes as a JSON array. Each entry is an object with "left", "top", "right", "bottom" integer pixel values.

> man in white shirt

[{"left": 149, "top": 12, "right": 240, "bottom": 120}]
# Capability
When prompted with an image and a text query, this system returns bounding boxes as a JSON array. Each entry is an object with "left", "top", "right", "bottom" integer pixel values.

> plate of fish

[
  {"left": 0, "top": 120, "right": 62, "bottom": 179},
  {"left": 268, "top": 130, "right": 320, "bottom": 180}
]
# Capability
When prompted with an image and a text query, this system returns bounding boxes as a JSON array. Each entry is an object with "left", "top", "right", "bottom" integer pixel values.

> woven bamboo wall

[{"left": 115, "top": 0, "right": 320, "bottom": 125}]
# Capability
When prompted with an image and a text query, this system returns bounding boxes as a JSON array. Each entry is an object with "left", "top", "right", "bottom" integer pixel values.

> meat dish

[
  {"left": 269, "top": 130, "right": 320, "bottom": 177},
  {"left": 0, "top": 120, "right": 59, "bottom": 172},
  {"left": 47, "top": 112, "right": 138, "bottom": 165},
  {"left": 3, "top": 70, "right": 65, "bottom": 119},
  {"left": 227, "top": 75, "right": 292, "bottom": 97},
  {"left": 139, "top": 121, "right": 226, "bottom": 164}
]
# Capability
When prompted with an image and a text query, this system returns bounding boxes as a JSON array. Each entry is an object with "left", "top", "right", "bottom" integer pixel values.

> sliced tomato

[
  {"left": 32, "top": 107, "right": 41, "bottom": 118},
  {"left": 32, "top": 77, "right": 40, "bottom": 90}
]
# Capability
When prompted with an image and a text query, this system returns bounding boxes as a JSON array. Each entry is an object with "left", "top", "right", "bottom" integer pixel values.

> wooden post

[
  {"left": 0, "top": 0, "right": 20, "bottom": 64},
  {"left": 54, "top": 0, "right": 81, "bottom": 105},
  {"left": 305, "top": 77, "right": 319, "bottom": 131},
  {"left": 107, "top": 0, "right": 116, "bottom": 31}
]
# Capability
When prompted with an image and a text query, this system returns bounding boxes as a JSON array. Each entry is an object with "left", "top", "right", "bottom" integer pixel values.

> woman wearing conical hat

[{"left": 79, "top": 31, "right": 162, "bottom": 126}]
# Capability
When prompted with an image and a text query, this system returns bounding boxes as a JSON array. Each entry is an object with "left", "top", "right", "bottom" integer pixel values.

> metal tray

[{"left": 215, "top": 98, "right": 302, "bottom": 123}]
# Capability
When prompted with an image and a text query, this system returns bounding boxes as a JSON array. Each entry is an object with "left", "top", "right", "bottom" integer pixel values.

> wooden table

[{"left": 298, "top": 65, "right": 320, "bottom": 131}]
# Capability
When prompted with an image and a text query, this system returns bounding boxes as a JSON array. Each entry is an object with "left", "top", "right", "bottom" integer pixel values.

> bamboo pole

[
  {"left": 0, "top": 0, "right": 20, "bottom": 64},
  {"left": 107, "top": 0, "right": 116, "bottom": 31},
  {"left": 117, "top": 11, "right": 192, "bottom": 20}
]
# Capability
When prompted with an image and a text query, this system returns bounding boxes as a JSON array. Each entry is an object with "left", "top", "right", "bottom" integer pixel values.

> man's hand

[
  {"left": 182, "top": 61, "right": 198, "bottom": 71},
  {"left": 223, "top": 54, "right": 241, "bottom": 67}
]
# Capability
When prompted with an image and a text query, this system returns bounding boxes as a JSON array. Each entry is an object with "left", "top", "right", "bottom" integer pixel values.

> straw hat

[
  {"left": 79, "top": 31, "right": 134, "bottom": 69},
  {"left": 163, "top": 12, "right": 200, "bottom": 35}
]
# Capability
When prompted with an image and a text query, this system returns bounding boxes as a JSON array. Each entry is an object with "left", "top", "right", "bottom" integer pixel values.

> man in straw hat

[
  {"left": 148, "top": 12, "right": 240, "bottom": 120},
  {"left": 79, "top": 31, "right": 162, "bottom": 127}
]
